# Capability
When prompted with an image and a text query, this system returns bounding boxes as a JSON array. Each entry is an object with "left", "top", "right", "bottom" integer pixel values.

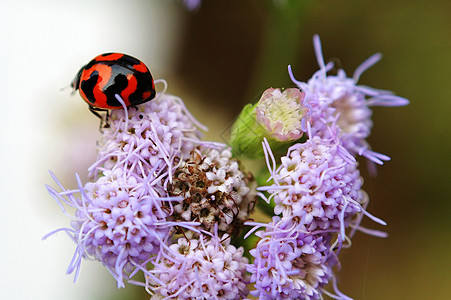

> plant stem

[{"left": 248, "top": 0, "right": 312, "bottom": 99}]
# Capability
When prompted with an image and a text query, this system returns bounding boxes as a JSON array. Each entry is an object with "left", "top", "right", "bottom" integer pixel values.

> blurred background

[{"left": 0, "top": 0, "right": 449, "bottom": 299}]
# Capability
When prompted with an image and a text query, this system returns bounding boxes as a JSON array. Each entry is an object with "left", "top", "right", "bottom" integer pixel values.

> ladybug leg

[{"left": 88, "top": 105, "right": 110, "bottom": 129}]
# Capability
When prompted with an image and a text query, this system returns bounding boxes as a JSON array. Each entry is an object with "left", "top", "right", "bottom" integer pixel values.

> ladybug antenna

[
  {"left": 115, "top": 94, "right": 129, "bottom": 131},
  {"left": 154, "top": 79, "right": 168, "bottom": 99},
  {"left": 60, "top": 83, "right": 73, "bottom": 93}
]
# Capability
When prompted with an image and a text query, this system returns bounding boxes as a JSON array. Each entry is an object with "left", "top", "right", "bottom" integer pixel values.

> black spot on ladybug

[
  {"left": 116, "top": 55, "right": 141, "bottom": 67},
  {"left": 80, "top": 70, "right": 100, "bottom": 104},
  {"left": 129, "top": 71, "right": 156, "bottom": 105},
  {"left": 105, "top": 71, "right": 128, "bottom": 107}
]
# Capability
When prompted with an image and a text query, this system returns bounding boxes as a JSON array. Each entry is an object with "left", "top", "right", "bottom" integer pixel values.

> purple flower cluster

[
  {"left": 247, "top": 218, "right": 335, "bottom": 300},
  {"left": 45, "top": 92, "right": 205, "bottom": 287},
  {"left": 46, "top": 168, "right": 173, "bottom": 287},
  {"left": 289, "top": 35, "right": 409, "bottom": 165},
  {"left": 45, "top": 89, "right": 255, "bottom": 295},
  {"left": 246, "top": 35, "right": 405, "bottom": 299},
  {"left": 247, "top": 134, "right": 377, "bottom": 299},
  {"left": 262, "top": 135, "right": 368, "bottom": 236},
  {"left": 147, "top": 231, "right": 249, "bottom": 299},
  {"left": 182, "top": 0, "right": 201, "bottom": 10},
  {"left": 89, "top": 91, "right": 204, "bottom": 182}
]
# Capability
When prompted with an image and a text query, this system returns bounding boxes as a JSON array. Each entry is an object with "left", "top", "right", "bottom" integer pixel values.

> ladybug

[{"left": 71, "top": 52, "right": 156, "bottom": 127}]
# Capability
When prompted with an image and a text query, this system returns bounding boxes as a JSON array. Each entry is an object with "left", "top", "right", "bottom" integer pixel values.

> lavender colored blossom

[
  {"left": 289, "top": 35, "right": 409, "bottom": 164},
  {"left": 183, "top": 0, "right": 201, "bottom": 10},
  {"left": 259, "top": 134, "right": 377, "bottom": 239},
  {"left": 45, "top": 168, "right": 178, "bottom": 287},
  {"left": 169, "top": 0, "right": 200, "bottom": 10},
  {"left": 89, "top": 91, "right": 205, "bottom": 182},
  {"left": 45, "top": 89, "right": 208, "bottom": 287},
  {"left": 168, "top": 147, "right": 256, "bottom": 236},
  {"left": 147, "top": 232, "right": 249, "bottom": 299},
  {"left": 247, "top": 217, "right": 335, "bottom": 300},
  {"left": 247, "top": 131, "right": 388, "bottom": 299}
]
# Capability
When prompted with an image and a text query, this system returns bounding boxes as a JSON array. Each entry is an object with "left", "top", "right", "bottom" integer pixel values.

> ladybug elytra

[{"left": 71, "top": 52, "right": 156, "bottom": 126}]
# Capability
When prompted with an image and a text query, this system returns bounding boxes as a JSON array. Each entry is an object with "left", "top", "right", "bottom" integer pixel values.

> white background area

[{"left": 0, "top": 1, "right": 185, "bottom": 298}]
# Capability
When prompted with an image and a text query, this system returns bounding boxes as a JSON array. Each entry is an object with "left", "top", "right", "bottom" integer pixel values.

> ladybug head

[{"left": 70, "top": 66, "right": 84, "bottom": 92}]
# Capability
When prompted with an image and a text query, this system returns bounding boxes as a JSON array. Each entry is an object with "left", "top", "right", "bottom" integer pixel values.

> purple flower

[
  {"left": 247, "top": 217, "right": 335, "bottom": 299},
  {"left": 147, "top": 232, "right": 249, "bottom": 299},
  {"left": 247, "top": 127, "right": 389, "bottom": 298},
  {"left": 45, "top": 168, "right": 178, "bottom": 287},
  {"left": 45, "top": 90, "right": 208, "bottom": 287},
  {"left": 89, "top": 91, "right": 205, "bottom": 182},
  {"left": 259, "top": 134, "right": 381, "bottom": 240},
  {"left": 183, "top": 0, "right": 201, "bottom": 10},
  {"left": 289, "top": 35, "right": 409, "bottom": 164}
]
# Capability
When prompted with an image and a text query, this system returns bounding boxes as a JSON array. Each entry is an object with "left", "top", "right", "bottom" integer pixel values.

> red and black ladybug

[{"left": 71, "top": 52, "right": 156, "bottom": 126}]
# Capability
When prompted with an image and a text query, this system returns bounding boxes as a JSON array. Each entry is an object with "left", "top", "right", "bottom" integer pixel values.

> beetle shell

[{"left": 72, "top": 53, "right": 156, "bottom": 109}]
